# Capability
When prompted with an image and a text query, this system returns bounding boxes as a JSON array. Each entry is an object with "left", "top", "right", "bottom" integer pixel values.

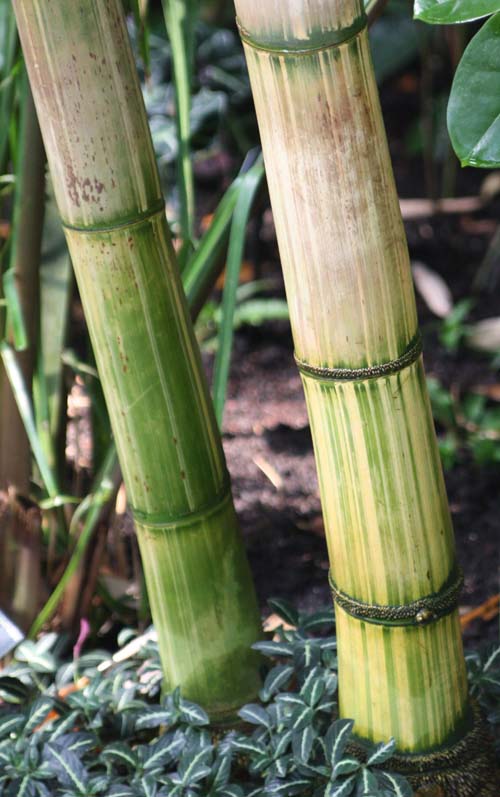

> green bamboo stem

[
  {"left": 0, "top": 72, "right": 45, "bottom": 494},
  {"left": 236, "top": 0, "right": 469, "bottom": 756},
  {"left": 14, "top": 0, "right": 261, "bottom": 718},
  {"left": 0, "top": 71, "right": 45, "bottom": 630}
]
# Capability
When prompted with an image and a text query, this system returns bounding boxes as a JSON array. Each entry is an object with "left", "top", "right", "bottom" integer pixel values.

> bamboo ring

[{"left": 329, "top": 565, "right": 464, "bottom": 627}]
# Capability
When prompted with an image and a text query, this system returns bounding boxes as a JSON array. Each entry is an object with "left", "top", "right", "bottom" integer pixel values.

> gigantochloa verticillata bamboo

[
  {"left": 235, "top": 0, "right": 496, "bottom": 791},
  {"left": 13, "top": 0, "right": 261, "bottom": 719}
]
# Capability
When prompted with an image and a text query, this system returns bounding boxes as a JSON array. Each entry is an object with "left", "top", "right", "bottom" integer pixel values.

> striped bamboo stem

[
  {"left": 235, "top": 0, "right": 473, "bottom": 766},
  {"left": 13, "top": 0, "right": 261, "bottom": 719}
]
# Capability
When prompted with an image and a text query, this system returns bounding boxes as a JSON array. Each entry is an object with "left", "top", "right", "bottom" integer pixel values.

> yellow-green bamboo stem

[
  {"left": 14, "top": 0, "right": 261, "bottom": 718},
  {"left": 236, "top": 0, "right": 469, "bottom": 755}
]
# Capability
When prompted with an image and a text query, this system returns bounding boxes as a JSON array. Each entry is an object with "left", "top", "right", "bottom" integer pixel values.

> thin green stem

[{"left": 162, "top": 0, "right": 196, "bottom": 246}]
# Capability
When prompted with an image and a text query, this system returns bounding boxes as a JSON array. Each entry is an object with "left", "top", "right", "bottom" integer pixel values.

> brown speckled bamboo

[
  {"left": 236, "top": 0, "right": 470, "bottom": 753},
  {"left": 14, "top": 0, "right": 262, "bottom": 718}
]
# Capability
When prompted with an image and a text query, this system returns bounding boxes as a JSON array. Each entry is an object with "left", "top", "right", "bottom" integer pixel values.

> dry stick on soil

[
  {"left": 235, "top": 0, "right": 497, "bottom": 792},
  {"left": 13, "top": 0, "right": 261, "bottom": 719}
]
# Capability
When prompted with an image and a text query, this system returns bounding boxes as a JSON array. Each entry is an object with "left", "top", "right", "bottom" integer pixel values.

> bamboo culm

[
  {"left": 235, "top": 0, "right": 475, "bottom": 775},
  {"left": 13, "top": 0, "right": 261, "bottom": 719}
]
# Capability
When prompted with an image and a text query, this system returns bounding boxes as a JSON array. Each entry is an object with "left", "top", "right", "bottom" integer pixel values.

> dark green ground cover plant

[
  {"left": 0, "top": 605, "right": 413, "bottom": 797},
  {"left": 0, "top": 602, "right": 498, "bottom": 797}
]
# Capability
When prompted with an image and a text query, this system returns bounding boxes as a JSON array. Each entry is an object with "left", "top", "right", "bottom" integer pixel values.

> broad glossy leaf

[
  {"left": 415, "top": 0, "right": 500, "bottom": 24},
  {"left": 448, "top": 12, "right": 500, "bottom": 167}
]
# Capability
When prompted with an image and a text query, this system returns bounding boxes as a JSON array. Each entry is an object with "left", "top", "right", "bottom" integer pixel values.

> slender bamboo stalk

[
  {"left": 235, "top": 0, "right": 478, "bottom": 777},
  {"left": 0, "top": 71, "right": 45, "bottom": 629},
  {"left": 14, "top": 0, "right": 261, "bottom": 718},
  {"left": 0, "top": 72, "right": 45, "bottom": 494}
]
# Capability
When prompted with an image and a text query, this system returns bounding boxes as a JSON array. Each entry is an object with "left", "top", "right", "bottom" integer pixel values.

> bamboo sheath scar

[
  {"left": 236, "top": 0, "right": 471, "bottom": 756},
  {"left": 14, "top": 0, "right": 261, "bottom": 716}
]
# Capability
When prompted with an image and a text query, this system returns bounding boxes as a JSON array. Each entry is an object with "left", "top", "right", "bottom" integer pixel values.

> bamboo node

[
  {"left": 131, "top": 477, "right": 233, "bottom": 532},
  {"left": 61, "top": 198, "right": 166, "bottom": 234},
  {"left": 295, "top": 333, "right": 422, "bottom": 382},
  {"left": 236, "top": 14, "right": 367, "bottom": 56},
  {"left": 329, "top": 565, "right": 463, "bottom": 627}
]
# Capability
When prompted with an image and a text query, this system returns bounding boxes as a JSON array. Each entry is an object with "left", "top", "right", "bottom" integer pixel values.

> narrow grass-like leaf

[
  {"left": 162, "top": 0, "right": 196, "bottom": 244},
  {"left": 0, "top": 342, "right": 58, "bottom": 497},
  {"left": 29, "top": 442, "right": 117, "bottom": 638},
  {"left": 212, "top": 154, "right": 264, "bottom": 426}
]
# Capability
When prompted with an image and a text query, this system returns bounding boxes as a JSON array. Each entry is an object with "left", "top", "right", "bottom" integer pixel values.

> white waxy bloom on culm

[
  {"left": 13, "top": 0, "right": 261, "bottom": 719},
  {"left": 235, "top": 0, "right": 483, "bottom": 781}
]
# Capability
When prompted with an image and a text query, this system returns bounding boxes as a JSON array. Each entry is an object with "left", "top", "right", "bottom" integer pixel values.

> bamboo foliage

[
  {"left": 235, "top": 0, "right": 470, "bottom": 756},
  {"left": 13, "top": 0, "right": 261, "bottom": 718}
]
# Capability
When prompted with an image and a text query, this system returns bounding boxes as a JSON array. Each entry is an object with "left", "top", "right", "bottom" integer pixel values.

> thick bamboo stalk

[
  {"left": 235, "top": 0, "right": 471, "bottom": 758},
  {"left": 14, "top": 0, "right": 261, "bottom": 718}
]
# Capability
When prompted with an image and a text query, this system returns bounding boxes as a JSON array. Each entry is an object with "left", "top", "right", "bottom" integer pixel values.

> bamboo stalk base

[{"left": 348, "top": 702, "right": 499, "bottom": 796}]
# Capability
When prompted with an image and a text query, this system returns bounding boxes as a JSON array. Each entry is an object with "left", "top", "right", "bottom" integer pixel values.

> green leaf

[
  {"left": 0, "top": 676, "right": 30, "bottom": 703},
  {"left": 290, "top": 705, "right": 314, "bottom": 731},
  {"left": 260, "top": 664, "right": 295, "bottom": 701},
  {"left": 380, "top": 772, "right": 413, "bottom": 797},
  {"left": 238, "top": 703, "right": 271, "bottom": 728},
  {"left": 267, "top": 599, "right": 300, "bottom": 627},
  {"left": 100, "top": 742, "right": 138, "bottom": 770},
  {"left": 0, "top": 712, "right": 24, "bottom": 737},
  {"left": 292, "top": 725, "right": 315, "bottom": 763},
  {"left": 0, "top": 343, "right": 59, "bottom": 498},
  {"left": 414, "top": 0, "right": 500, "bottom": 24},
  {"left": 212, "top": 154, "right": 264, "bottom": 426},
  {"left": 334, "top": 759, "right": 361, "bottom": 778},
  {"left": 326, "top": 719, "right": 355, "bottom": 769},
  {"left": 24, "top": 697, "right": 54, "bottom": 733},
  {"left": 252, "top": 641, "right": 294, "bottom": 658},
  {"left": 178, "top": 698, "right": 210, "bottom": 726},
  {"left": 355, "top": 768, "right": 379, "bottom": 796},
  {"left": 134, "top": 708, "right": 174, "bottom": 730},
  {"left": 300, "top": 667, "right": 325, "bottom": 707},
  {"left": 448, "top": 12, "right": 500, "bottom": 167},
  {"left": 325, "top": 776, "right": 357, "bottom": 797},
  {"left": 44, "top": 743, "right": 88, "bottom": 792},
  {"left": 366, "top": 738, "right": 396, "bottom": 766}
]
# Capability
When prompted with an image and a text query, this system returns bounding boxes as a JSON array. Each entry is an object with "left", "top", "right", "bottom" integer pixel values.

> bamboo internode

[
  {"left": 236, "top": 0, "right": 470, "bottom": 757},
  {"left": 14, "top": 0, "right": 261, "bottom": 717}
]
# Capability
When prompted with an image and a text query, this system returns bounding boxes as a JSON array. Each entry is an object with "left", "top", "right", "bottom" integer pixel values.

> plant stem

[
  {"left": 14, "top": 0, "right": 261, "bottom": 718},
  {"left": 235, "top": 0, "right": 470, "bottom": 760},
  {"left": 162, "top": 0, "right": 196, "bottom": 246}
]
